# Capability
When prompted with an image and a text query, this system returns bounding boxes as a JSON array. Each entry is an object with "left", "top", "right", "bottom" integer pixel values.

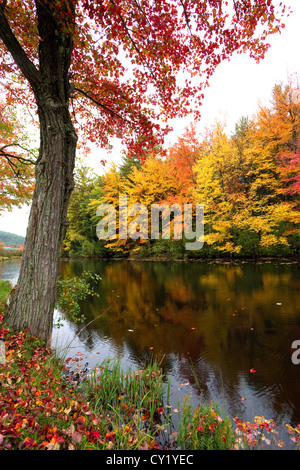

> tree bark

[{"left": 4, "top": 101, "right": 77, "bottom": 342}]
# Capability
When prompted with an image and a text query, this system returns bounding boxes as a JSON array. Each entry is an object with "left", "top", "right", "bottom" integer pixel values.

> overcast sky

[{"left": 1, "top": 0, "right": 300, "bottom": 238}]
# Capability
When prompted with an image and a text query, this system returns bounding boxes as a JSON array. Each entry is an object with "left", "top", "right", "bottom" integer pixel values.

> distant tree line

[{"left": 0, "top": 231, "right": 25, "bottom": 247}]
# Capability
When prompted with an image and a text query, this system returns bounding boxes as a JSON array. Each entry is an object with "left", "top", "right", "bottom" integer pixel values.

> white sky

[{"left": 1, "top": 0, "right": 300, "bottom": 238}]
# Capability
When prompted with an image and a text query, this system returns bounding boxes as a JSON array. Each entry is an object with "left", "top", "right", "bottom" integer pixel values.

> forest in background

[
  {"left": 0, "top": 231, "right": 25, "bottom": 247},
  {"left": 63, "top": 79, "right": 300, "bottom": 260}
]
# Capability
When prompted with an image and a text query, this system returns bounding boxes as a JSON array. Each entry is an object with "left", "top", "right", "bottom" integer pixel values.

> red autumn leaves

[
  {"left": 0, "top": 1, "right": 288, "bottom": 161},
  {"left": 0, "top": 313, "right": 112, "bottom": 450},
  {"left": 0, "top": 311, "right": 167, "bottom": 450}
]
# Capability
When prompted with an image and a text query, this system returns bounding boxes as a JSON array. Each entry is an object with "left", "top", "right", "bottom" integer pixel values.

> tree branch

[
  {"left": 179, "top": 0, "right": 211, "bottom": 42},
  {"left": 0, "top": 151, "right": 33, "bottom": 179},
  {"left": 232, "top": 0, "right": 240, "bottom": 20},
  {"left": 0, "top": 144, "right": 36, "bottom": 165},
  {"left": 0, "top": 5, "right": 40, "bottom": 91},
  {"left": 74, "top": 86, "right": 133, "bottom": 127},
  {"left": 109, "top": 0, "right": 162, "bottom": 92}
]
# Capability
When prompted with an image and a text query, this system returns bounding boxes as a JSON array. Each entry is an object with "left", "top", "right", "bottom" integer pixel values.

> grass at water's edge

[
  {"left": 1, "top": 280, "right": 300, "bottom": 450},
  {"left": 0, "top": 281, "right": 12, "bottom": 305},
  {"left": 0, "top": 318, "right": 169, "bottom": 449}
]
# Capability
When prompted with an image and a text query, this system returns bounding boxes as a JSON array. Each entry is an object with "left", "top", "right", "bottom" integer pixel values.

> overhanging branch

[
  {"left": 74, "top": 86, "right": 133, "bottom": 127},
  {"left": 0, "top": 144, "right": 36, "bottom": 166}
]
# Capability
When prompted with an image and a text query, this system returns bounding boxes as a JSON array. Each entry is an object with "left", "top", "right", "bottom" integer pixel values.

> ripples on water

[{"left": 2, "top": 258, "right": 300, "bottom": 449}]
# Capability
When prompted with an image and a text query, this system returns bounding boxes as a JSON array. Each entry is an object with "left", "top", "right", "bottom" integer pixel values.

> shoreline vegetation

[
  {"left": 0, "top": 249, "right": 23, "bottom": 262},
  {"left": 2, "top": 250, "right": 300, "bottom": 264},
  {"left": 0, "top": 231, "right": 25, "bottom": 262},
  {"left": 1, "top": 280, "right": 300, "bottom": 451}
]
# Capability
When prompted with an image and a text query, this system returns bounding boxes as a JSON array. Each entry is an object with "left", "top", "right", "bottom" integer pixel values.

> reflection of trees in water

[{"left": 59, "top": 259, "right": 300, "bottom": 424}]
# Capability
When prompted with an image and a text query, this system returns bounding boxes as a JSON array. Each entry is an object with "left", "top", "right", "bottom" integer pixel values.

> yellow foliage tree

[{"left": 193, "top": 122, "right": 243, "bottom": 254}]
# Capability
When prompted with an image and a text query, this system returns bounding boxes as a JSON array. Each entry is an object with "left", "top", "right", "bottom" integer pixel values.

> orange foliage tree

[
  {"left": 0, "top": 0, "right": 287, "bottom": 340},
  {"left": 273, "top": 80, "right": 300, "bottom": 196},
  {"left": 165, "top": 123, "right": 202, "bottom": 205}
]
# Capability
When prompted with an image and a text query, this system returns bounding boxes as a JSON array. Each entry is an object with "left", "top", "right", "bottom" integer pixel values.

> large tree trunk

[
  {"left": 4, "top": 101, "right": 77, "bottom": 342},
  {"left": 1, "top": 0, "right": 77, "bottom": 343}
]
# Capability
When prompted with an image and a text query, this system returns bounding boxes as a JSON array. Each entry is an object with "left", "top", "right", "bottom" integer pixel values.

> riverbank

[
  {"left": 0, "top": 310, "right": 171, "bottom": 450},
  {"left": 61, "top": 254, "right": 300, "bottom": 265},
  {"left": 0, "top": 315, "right": 236, "bottom": 450},
  {"left": 0, "top": 256, "right": 22, "bottom": 262},
  {"left": 4, "top": 249, "right": 300, "bottom": 264},
  {"left": 0, "top": 249, "right": 23, "bottom": 262},
  {"left": 0, "top": 281, "right": 169, "bottom": 450}
]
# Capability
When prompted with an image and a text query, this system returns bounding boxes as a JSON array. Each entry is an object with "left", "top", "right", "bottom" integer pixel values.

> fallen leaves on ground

[
  {"left": 0, "top": 313, "right": 128, "bottom": 450},
  {"left": 0, "top": 312, "right": 168, "bottom": 450}
]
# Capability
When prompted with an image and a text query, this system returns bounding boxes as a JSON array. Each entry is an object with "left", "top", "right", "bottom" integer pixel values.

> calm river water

[{"left": 1, "top": 258, "right": 300, "bottom": 448}]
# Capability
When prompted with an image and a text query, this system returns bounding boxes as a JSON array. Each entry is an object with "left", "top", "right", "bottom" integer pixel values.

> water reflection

[{"left": 2, "top": 258, "right": 300, "bottom": 447}]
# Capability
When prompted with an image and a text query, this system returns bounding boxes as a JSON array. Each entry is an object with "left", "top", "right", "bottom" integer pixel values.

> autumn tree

[
  {"left": 194, "top": 82, "right": 300, "bottom": 257},
  {"left": 165, "top": 123, "right": 201, "bottom": 205},
  {"left": 239, "top": 81, "right": 300, "bottom": 253},
  {"left": 0, "top": 99, "right": 36, "bottom": 212},
  {"left": 62, "top": 165, "right": 107, "bottom": 257},
  {"left": 88, "top": 163, "right": 129, "bottom": 254},
  {"left": 0, "top": 0, "right": 287, "bottom": 341},
  {"left": 272, "top": 79, "right": 300, "bottom": 196},
  {"left": 118, "top": 153, "right": 141, "bottom": 181},
  {"left": 193, "top": 121, "right": 244, "bottom": 254}
]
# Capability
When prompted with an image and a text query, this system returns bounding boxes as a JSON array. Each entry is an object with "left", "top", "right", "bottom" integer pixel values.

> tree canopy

[{"left": 0, "top": 0, "right": 288, "bottom": 159}]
